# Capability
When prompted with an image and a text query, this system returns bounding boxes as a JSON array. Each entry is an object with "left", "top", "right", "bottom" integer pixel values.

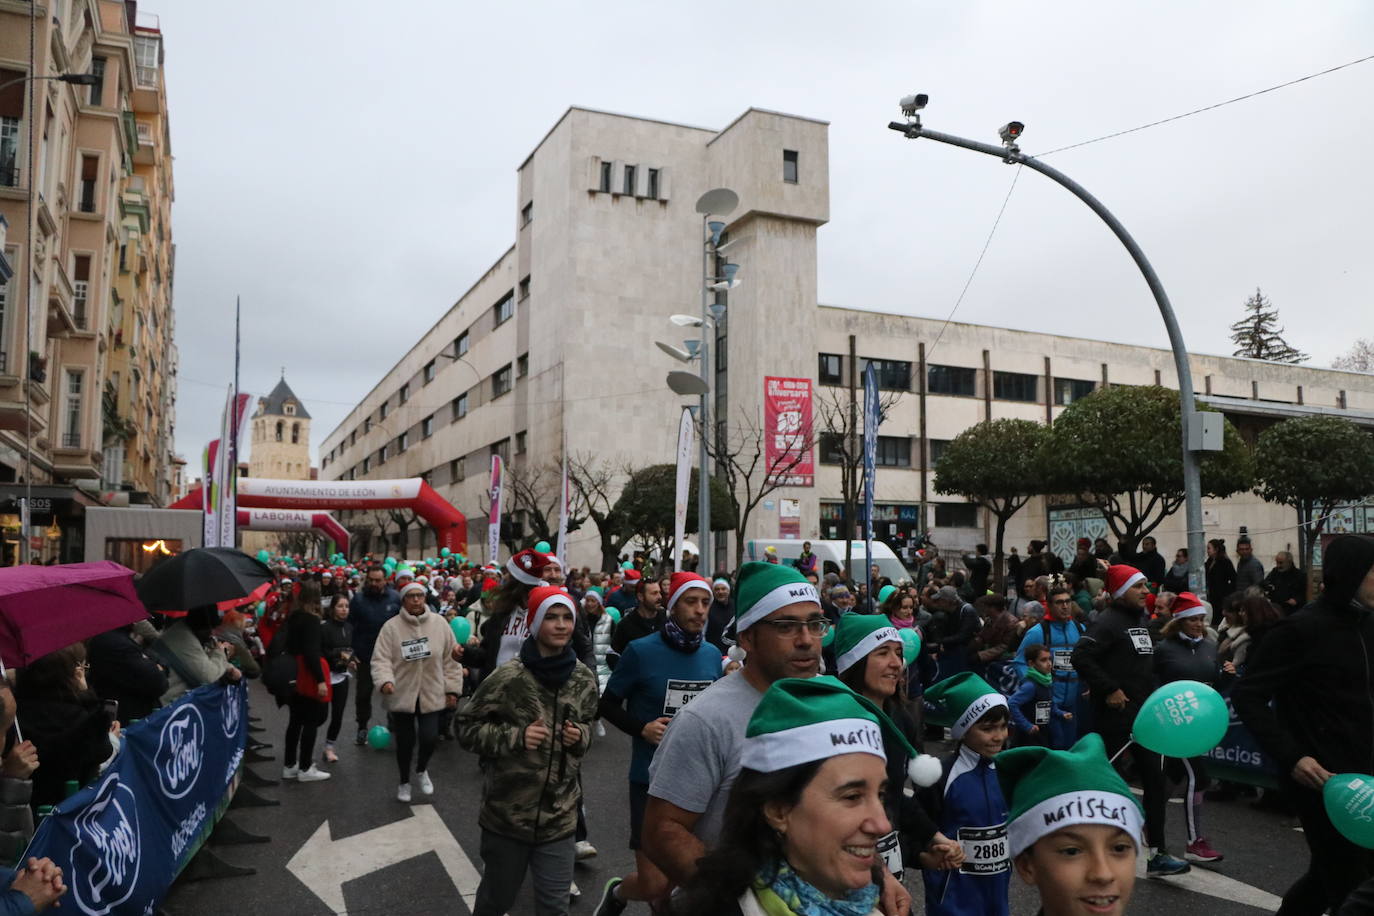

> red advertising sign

[{"left": 764, "top": 376, "right": 814, "bottom": 487}]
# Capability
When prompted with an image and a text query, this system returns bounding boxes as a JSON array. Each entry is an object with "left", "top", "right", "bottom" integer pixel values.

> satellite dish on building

[
  {"left": 667, "top": 371, "right": 710, "bottom": 397},
  {"left": 695, "top": 188, "right": 739, "bottom": 217}
]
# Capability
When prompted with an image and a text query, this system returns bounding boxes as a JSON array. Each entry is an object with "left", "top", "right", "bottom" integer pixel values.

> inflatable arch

[{"left": 236, "top": 508, "right": 350, "bottom": 555}]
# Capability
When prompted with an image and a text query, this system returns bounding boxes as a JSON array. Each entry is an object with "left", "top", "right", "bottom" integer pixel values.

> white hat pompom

[
  {"left": 908, "top": 754, "right": 943, "bottom": 788},
  {"left": 727, "top": 645, "right": 747, "bottom": 662}
]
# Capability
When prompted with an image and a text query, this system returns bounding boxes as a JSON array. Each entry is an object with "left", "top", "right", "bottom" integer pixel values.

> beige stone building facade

[
  {"left": 242, "top": 376, "right": 311, "bottom": 554},
  {"left": 319, "top": 105, "right": 1374, "bottom": 572},
  {"left": 0, "top": 1, "right": 178, "bottom": 564}
]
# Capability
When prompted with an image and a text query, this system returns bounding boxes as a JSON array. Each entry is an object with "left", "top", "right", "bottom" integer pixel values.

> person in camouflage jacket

[{"left": 458, "top": 585, "right": 599, "bottom": 916}]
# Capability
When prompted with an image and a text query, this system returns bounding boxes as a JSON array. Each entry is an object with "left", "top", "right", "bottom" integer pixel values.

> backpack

[{"left": 260, "top": 627, "right": 296, "bottom": 705}]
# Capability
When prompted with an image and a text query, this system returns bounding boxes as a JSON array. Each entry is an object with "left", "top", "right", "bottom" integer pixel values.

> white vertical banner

[
  {"left": 217, "top": 391, "right": 250, "bottom": 550},
  {"left": 556, "top": 433, "right": 570, "bottom": 568},
  {"left": 486, "top": 455, "right": 504, "bottom": 564},
  {"left": 202, "top": 439, "right": 220, "bottom": 547},
  {"left": 674, "top": 407, "right": 695, "bottom": 573}
]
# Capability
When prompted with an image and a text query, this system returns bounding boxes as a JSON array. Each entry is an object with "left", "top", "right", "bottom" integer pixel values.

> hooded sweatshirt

[{"left": 1233, "top": 535, "right": 1374, "bottom": 776}]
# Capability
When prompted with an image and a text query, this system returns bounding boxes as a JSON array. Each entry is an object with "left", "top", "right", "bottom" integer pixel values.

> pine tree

[{"left": 1229, "top": 287, "right": 1307, "bottom": 363}]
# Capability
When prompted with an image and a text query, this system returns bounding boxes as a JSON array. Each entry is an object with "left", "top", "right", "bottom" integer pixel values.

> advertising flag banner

[
  {"left": 763, "top": 376, "right": 814, "bottom": 487},
  {"left": 863, "top": 363, "right": 880, "bottom": 601},
  {"left": 216, "top": 392, "right": 251, "bottom": 550},
  {"left": 674, "top": 408, "right": 695, "bottom": 572},
  {"left": 487, "top": 455, "right": 504, "bottom": 564},
  {"left": 201, "top": 440, "right": 219, "bottom": 547},
  {"left": 556, "top": 434, "right": 570, "bottom": 568}
]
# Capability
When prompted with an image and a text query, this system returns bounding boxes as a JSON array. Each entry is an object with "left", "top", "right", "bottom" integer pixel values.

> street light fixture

[
  {"left": 670, "top": 314, "right": 703, "bottom": 328},
  {"left": 655, "top": 341, "right": 694, "bottom": 363}
]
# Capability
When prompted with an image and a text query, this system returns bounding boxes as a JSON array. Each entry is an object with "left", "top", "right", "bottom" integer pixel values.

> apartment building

[
  {"left": 0, "top": 0, "right": 179, "bottom": 564},
  {"left": 320, "top": 105, "right": 1374, "bottom": 571}
]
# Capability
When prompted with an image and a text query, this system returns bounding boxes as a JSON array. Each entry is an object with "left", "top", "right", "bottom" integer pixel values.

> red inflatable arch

[
  {"left": 236, "top": 508, "right": 350, "bottom": 555},
  {"left": 170, "top": 478, "right": 467, "bottom": 554}
]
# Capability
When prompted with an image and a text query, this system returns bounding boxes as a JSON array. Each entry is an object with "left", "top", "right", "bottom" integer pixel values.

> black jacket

[
  {"left": 1133, "top": 548, "right": 1167, "bottom": 586},
  {"left": 15, "top": 694, "right": 113, "bottom": 808},
  {"left": 1262, "top": 564, "right": 1306, "bottom": 611},
  {"left": 612, "top": 607, "right": 666, "bottom": 654},
  {"left": 86, "top": 628, "right": 168, "bottom": 721},
  {"left": 1154, "top": 633, "right": 1219, "bottom": 686},
  {"left": 320, "top": 618, "right": 354, "bottom": 672},
  {"left": 1205, "top": 556, "right": 1237, "bottom": 607},
  {"left": 1071, "top": 600, "right": 1158, "bottom": 715},
  {"left": 705, "top": 599, "right": 735, "bottom": 654}
]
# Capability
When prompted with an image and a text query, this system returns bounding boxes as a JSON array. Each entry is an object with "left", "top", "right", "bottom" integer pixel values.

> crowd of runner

[{"left": 0, "top": 532, "right": 1371, "bottom": 915}]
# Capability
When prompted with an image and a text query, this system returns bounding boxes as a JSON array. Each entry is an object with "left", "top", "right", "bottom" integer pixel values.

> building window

[
  {"left": 492, "top": 364, "right": 513, "bottom": 398},
  {"left": 455, "top": 331, "right": 469, "bottom": 356},
  {"left": 993, "top": 371, "right": 1038, "bottom": 402},
  {"left": 599, "top": 160, "right": 612, "bottom": 192},
  {"left": 349, "top": 430, "right": 356, "bottom": 446},
  {"left": 63, "top": 369, "right": 82, "bottom": 448},
  {"left": 934, "top": 502, "right": 980, "bottom": 528},
  {"left": 623, "top": 164, "right": 637, "bottom": 196},
  {"left": 0, "top": 269, "right": 9, "bottom": 370},
  {"left": 0, "top": 114, "right": 20, "bottom": 188},
  {"left": 450, "top": 457, "right": 465, "bottom": 483},
  {"left": 490, "top": 438, "right": 510, "bottom": 462},
  {"left": 927, "top": 364, "right": 977, "bottom": 397},
  {"left": 862, "top": 358, "right": 911, "bottom": 391},
  {"left": 275, "top": 421, "right": 283, "bottom": 442},
  {"left": 423, "top": 360, "right": 436, "bottom": 384},
  {"left": 515, "top": 431, "right": 527, "bottom": 455},
  {"left": 399, "top": 382, "right": 409, "bottom": 404},
  {"left": 451, "top": 393, "right": 468, "bottom": 421},
  {"left": 72, "top": 254, "right": 90, "bottom": 329},
  {"left": 89, "top": 57, "right": 105, "bottom": 106},
  {"left": 79, "top": 154, "right": 98, "bottom": 212},
  {"left": 1054, "top": 377, "right": 1096, "bottom": 406},
  {"left": 284, "top": 402, "right": 295, "bottom": 415},
  {"left": 783, "top": 149, "right": 799, "bottom": 183},
  {"left": 818, "top": 353, "right": 843, "bottom": 386},
  {"left": 362, "top": 456, "right": 370, "bottom": 473},
  {"left": 646, "top": 168, "right": 660, "bottom": 199},
  {"left": 134, "top": 35, "right": 159, "bottom": 88},
  {"left": 291, "top": 422, "right": 300, "bottom": 444},
  {"left": 875, "top": 435, "right": 912, "bottom": 467},
  {"left": 493, "top": 292, "right": 514, "bottom": 327},
  {"left": 398, "top": 431, "right": 408, "bottom": 452},
  {"left": 518, "top": 276, "right": 530, "bottom": 301},
  {"left": 517, "top": 353, "right": 528, "bottom": 377},
  {"left": 521, "top": 202, "right": 533, "bottom": 226},
  {"left": 379, "top": 444, "right": 388, "bottom": 464},
  {"left": 422, "top": 415, "right": 434, "bottom": 439},
  {"left": 929, "top": 439, "right": 952, "bottom": 466},
  {"left": 819, "top": 433, "right": 846, "bottom": 465},
  {"left": 379, "top": 401, "right": 389, "bottom": 420},
  {"left": 364, "top": 417, "right": 372, "bottom": 434}
]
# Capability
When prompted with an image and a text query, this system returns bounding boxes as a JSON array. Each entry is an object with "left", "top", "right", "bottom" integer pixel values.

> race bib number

[
  {"left": 401, "top": 637, "right": 432, "bottom": 662},
  {"left": 877, "top": 830, "right": 903, "bottom": 879},
  {"left": 1051, "top": 647, "right": 1074, "bottom": 672},
  {"left": 958, "top": 824, "right": 1010, "bottom": 875},
  {"left": 662, "top": 679, "right": 712, "bottom": 717},
  {"left": 1127, "top": 628, "right": 1154, "bottom": 655},
  {"left": 1034, "top": 701, "right": 1051, "bottom": 725}
]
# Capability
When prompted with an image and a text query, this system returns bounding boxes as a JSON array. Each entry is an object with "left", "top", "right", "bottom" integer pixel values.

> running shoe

[
  {"left": 569, "top": 882, "right": 580, "bottom": 902},
  {"left": 397, "top": 783, "right": 412, "bottom": 803},
  {"left": 575, "top": 840, "right": 598, "bottom": 860},
  {"left": 593, "top": 878, "right": 626, "bottom": 916},
  {"left": 281, "top": 765, "right": 299, "bottom": 780},
  {"left": 416, "top": 771, "right": 434, "bottom": 796},
  {"left": 1146, "top": 851, "right": 1191, "bottom": 877},
  {"left": 297, "top": 765, "right": 332, "bottom": 783},
  {"left": 1185, "top": 838, "right": 1224, "bottom": 863},
  {"left": 355, "top": 728, "right": 367, "bottom": 746},
  {"left": 323, "top": 743, "right": 338, "bottom": 763}
]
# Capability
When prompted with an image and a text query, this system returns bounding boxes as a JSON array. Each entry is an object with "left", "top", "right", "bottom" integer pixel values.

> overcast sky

[{"left": 161, "top": 0, "right": 1373, "bottom": 466}]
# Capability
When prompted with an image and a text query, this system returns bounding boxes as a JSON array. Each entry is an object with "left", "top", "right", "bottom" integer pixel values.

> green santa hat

[
  {"left": 833, "top": 614, "right": 902, "bottom": 675},
  {"left": 996, "top": 733, "right": 1144, "bottom": 858},
  {"left": 924, "top": 672, "right": 1008, "bottom": 741},
  {"left": 734, "top": 561, "right": 820, "bottom": 634}
]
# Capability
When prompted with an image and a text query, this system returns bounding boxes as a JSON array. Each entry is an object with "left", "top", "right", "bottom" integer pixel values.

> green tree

[
  {"left": 612, "top": 463, "right": 736, "bottom": 572},
  {"left": 1047, "top": 386, "right": 1255, "bottom": 552},
  {"left": 1254, "top": 415, "right": 1374, "bottom": 595},
  {"left": 934, "top": 418, "right": 1049, "bottom": 592},
  {"left": 1230, "top": 287, "right": 1307, "bottom": 363}
]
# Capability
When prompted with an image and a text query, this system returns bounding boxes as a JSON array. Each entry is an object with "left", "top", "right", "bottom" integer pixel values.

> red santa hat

[
  {"left": 526, "top": 585, "right": 576, "bottom": 634},
  {"left": 1105, "top": 564, "right": 1146, "bottom": 599},
  {"left": 507, "top": 548, "right": 552, "bottom": 586},
  {"left": 666, "top": 571, "right": 711, "bottom": 611},
  {"left": 1171, "top": 592, "right": 1207, "bottom": 620},
  {"left": 622, "top": 568, "right": 643, "bottom": 586}
]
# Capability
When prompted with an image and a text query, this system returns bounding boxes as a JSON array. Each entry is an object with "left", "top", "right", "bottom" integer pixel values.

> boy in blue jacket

[
  {"left": 1009, "top": 645, "right": 1072, "bottom": 748},
  {"left": 918, "top": 672, "right": 1012, "bottom": 916}
]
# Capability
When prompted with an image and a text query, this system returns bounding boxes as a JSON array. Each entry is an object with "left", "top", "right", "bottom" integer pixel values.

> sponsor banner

[
  {"left": 487, "top": 456, "right": 504, "bottom": 565},
  {"left": 242, "top": 508, "right": 317, "bottom": 530},
  {"left": 237, "top": 477, "right": 423, "bottom": 503},
  {"left": 674, "top": 408, "right": 695, "bottom": 572},
  {"left": 1205, "top": 683, "right": 1280, "bottom": 788},
  {"left": 862, "top": 363, "right": 879, "bottom": 601},
  {"left": 24, "top": 681, "right": 248, "bottom": 914},
  {"left": 216, "top": 392, "right": 252, "bottom": 550},
  {"left": 201, "top": 440, "right": 219, "bottom": 548},
  {"left": 763, "top": 377, "right": 814, "bottom": 487},
  {"left": 556, "top": 436, "right": 570, "bottom": 568}
]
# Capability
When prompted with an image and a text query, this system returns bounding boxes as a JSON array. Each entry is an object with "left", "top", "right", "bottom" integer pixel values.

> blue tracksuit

[
  {"left": 1012, "top": 618, "right": 1083, "bottom": 747},
  {"left": 919, "top": 745, "right": 1010, "bottom": 916},
  {"left": 1008, "top": 677, "right": 1069, "bottom": 748}
]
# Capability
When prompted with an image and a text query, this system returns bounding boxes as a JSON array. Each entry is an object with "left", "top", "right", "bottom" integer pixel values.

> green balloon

[
  {"left": 607, "top": 607, "right": 622, "bottom": 625},
  {"left": 367, "top": 725, "right": 392, "bottom": 750},
  {"left": 1131, "top": 680, "right": 1228, "bottom": 758},
  {"left": 451, "top": 616, "right": 472, "bottom": 645},
  {"left": 535, "top": 541, "right": 552, "bottom": 554},
  {"left": 440, "top": 547, "right": 452, "bottom": 557},
  {"left": 821, "top": 625, "right": 836, "bottom": 648},
  {"left": 1324, "top": 774, "right": 1374, "bottom": 848},
  {"left": 898, "top": 628, "right": 921, "bottom": 665},
  {"left": 878, "top": 585, "right": 897, "bottom": 605},
  {"left": 256, "top": 549, "right": 270, "bottom": 563}
]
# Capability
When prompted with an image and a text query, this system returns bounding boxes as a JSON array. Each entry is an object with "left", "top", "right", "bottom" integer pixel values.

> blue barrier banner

[
  {"left": 1205, "top": 682, "right": 1280, "bottom": 788},
  {"left": 23, "top": 680, "right": 248, "bottom": 914}
]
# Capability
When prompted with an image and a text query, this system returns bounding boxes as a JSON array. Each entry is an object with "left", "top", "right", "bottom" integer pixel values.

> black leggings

[
  {"left": 1281, "top": 783, "right": 1374, "bottom": 915},
  {"left": 326, "top": 678, "right": 351, "bottom": 743},
  {"left": 284, "top": 694, "right": 328, "bottom": 769},
  {"left": 393, "top": 703, "right": 440, "bottom": 784}
]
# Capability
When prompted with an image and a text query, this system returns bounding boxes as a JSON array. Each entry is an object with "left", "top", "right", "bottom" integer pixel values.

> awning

[{"left": 1198, "top": 395, "right": 1374, "bottom": 429}]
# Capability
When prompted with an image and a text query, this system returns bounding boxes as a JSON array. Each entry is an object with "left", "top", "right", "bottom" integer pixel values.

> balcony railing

[
  {"left": 61, "top": 432, "right": 81, "bottom": 449},
  {"left": 0, "top": 164, "right": 17, "bottom": 189}
]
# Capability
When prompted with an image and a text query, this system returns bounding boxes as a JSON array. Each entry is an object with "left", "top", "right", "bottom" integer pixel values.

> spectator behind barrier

[
  {"left": 86, "top": 624, "right": 168, "bottom": 722},
  {"left": 0, "top": 678, "right": 36, "bottom": 868}
]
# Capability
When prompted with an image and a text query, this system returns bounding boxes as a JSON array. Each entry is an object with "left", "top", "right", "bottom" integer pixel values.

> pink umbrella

[{"left": 0, "top": 561, "right": 148, "bottom": 669}]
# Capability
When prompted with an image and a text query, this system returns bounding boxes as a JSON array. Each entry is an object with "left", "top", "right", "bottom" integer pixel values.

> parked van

[{"left": 744, "top": 539, "right": 913, "bottom": 585}]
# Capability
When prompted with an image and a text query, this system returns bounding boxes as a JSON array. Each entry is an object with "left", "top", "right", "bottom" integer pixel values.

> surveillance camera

[
  {"left": 899, "top": 93, "right": 929, "bottom": 116},
  {"left": 998, "top": 121, "right": 1025, "bottom": 144}
]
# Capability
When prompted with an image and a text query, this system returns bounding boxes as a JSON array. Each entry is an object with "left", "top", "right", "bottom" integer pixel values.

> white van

[{"left": 744, "top": 539, "right": 913, "bottom": 584}]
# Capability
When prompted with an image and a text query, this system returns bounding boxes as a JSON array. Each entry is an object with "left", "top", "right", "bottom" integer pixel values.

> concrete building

[
  {"left": 319, "top": 105, "right": 1374, "bottom": 572},
  {"left": 242, "top": 375, "right": 312, "bottom": 554},
  {"left": 0, "top": 1, "right": 179, "bottom": 564}
]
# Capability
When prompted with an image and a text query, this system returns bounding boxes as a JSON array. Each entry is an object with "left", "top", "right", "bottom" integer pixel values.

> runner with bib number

[{"left": 1012, "top": 578, "right": 1085, "bottom": 749}]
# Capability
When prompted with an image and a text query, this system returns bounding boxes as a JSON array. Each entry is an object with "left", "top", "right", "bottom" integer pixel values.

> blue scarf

[
  {"left": 757, "top": 859, "right": 878, "bottom": 916},
  {"left": 661, "top": 615, "right": 702, "bottom": 652}
]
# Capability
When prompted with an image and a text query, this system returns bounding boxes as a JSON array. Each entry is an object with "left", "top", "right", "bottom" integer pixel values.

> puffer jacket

[
  {"left": 590, "top": 612, "right": 613, "bottom": 691},
  {"left": 455, "top": 655, "right": 599, "bottom": 844},
  {"left": 370, "top": 611, "right": 463, "bottom": 714}
]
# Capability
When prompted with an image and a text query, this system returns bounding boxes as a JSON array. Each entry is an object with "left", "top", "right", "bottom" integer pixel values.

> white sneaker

[
  {"left": 282, "top": 765, "right": 299, "bottom": 780},
  {"left": 297, "top": 765, "right": 331, "bottom": 783},
  {"left": 415, "top": 771, "right": 434, "bottom": 795},
  {"left": 569, "top": 882, "right": 581, "bottom": 901},
  {"left": 397, "top": 783, "right": 412, "bottom": 803},
  {"left": 594, "top": 721, "right": 606, "bottom": 738},
  {"left": 575, "top": 840, "right": 598, "bottom": 860}
]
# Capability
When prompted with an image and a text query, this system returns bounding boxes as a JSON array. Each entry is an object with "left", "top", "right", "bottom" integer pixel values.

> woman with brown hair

[
  {"left": 14, "top": 644, "right": 119, "bottom": 808},
  {"left": 283, "top": 580, "right": 332, "bottom": 782}
]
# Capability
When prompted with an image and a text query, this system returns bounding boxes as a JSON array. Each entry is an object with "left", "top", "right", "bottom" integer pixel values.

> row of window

[
  {"left": 815, "top": 434, "right": 962, "bottom": 469},
  {"left": 596, "top": 160, "right": 664, "bottom": 199},
  {"left": 818, "top": 353, "right": 1097, "bottom": 404}
]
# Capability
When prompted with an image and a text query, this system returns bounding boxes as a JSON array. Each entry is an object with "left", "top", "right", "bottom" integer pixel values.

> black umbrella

[{"left": 135, "top": 547, "right": 274, "bottom": 614}]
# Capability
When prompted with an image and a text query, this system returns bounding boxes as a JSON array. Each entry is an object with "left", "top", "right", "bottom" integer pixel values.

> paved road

[{"left": 163, "top": 682, "right": 1309, "bottom": 915}]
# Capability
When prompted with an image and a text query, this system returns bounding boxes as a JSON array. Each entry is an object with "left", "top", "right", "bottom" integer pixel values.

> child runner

[{"left": 1008, "top": 645, "right": 1072, "bottom": 748}]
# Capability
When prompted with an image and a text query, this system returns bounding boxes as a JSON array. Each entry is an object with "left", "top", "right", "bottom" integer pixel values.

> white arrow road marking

[
  {"left": 1139, "top": 860, "right": 1282, "bottom": 912},
  {"left": 287, "top": 804, "right": 484, "bottom": 914}
]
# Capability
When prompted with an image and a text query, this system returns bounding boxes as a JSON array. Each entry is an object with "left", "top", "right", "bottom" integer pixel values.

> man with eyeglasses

[
  {"left": 642, "top": 562, "right": 912, "bottom": 916},
  {"left": 1011, "top": 577, "right": 1084, "bottom": 750}
]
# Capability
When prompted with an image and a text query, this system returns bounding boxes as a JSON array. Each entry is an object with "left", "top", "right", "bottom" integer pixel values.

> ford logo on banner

[
  {"left": 69, "top": 773, "right": 141, "bottom": 915},
  {"left": 155, "top": 705, "right": 204, "bottom": 800}
]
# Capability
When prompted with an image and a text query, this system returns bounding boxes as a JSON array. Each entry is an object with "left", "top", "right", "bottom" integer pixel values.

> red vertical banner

[{"left": 764, "top": 376, "right": 814, "bottom": 487}]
